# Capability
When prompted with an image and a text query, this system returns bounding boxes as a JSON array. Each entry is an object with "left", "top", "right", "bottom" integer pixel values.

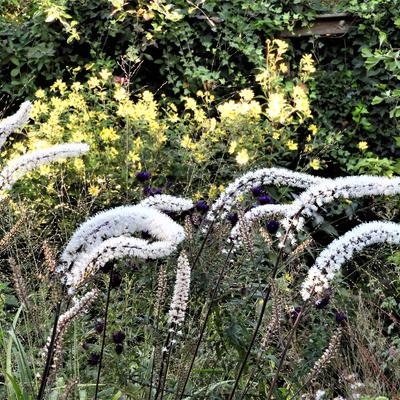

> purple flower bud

[
  {"left": 143, "top": 186, "right": 162, "bottom": 196},
  {"left": 315, "top": 296, "right": 330, "bottom": 309},
  {"left": 258, "top": 195, "right": 273, "bottom": 205},
  {"left": 227, "top": 212, "right": 239, "bottom": 226},
  {"left": 141, "top": 231, "right": 151, "bottom": 240},
  {"left": 87, "top": 353, "right": 100, "bottom": 366},
  {"left": 266, "top": 220, "right": 280, "bottom": 234},
  {"left": 110, "top": 270, "right": 122, "bottom": 288},
  {"left": 112, "top": 330, "right": 126, "bottom": 344},
  {"left": 82, "top": 341, "right": 90, "bottom": 351},
  {"left": 100, "top": 261, "right": 114, "bottom": 274},
  {"left": 290, "top": 306, "right": 301, "bottom": 322},
  {"left": 94, "top": 320, "right": 104, "bottom": 334},
  {"left": 135, "top": 171, "right": 151, "bottom": 182},
  {"left": 115, "top": 343, "right": 124, "bottom": 354},
  {"left": 335, "top": 312, "right": 348, "bottom": 324},
  {"left": 195, "top": 200, "right": 209, "bottom": 213},
  {"left": 251, "top": 186, "right": 264, "bottom": 197}
]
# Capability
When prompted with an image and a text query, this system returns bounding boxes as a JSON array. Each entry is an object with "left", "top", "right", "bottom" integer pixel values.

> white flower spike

[{"left": 0, "top": 101, "right": 32, "bottom": 150}]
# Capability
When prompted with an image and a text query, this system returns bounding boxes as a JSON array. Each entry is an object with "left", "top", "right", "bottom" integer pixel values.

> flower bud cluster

[
  {"left": 301, "top": 221, "right": 400, "bottom": 299},
  {"left": 59, "top": 205, "right": 186, "bottom": 292},
  {"left": 168, "top": 252, "right": 191, "bottom": 326},
  {"left": 206, "top": 168, "right": 329, "bottom": 223},
  {"left": 139, "top": 194, "right": 193, "bottom": 213},
  {"left": 0, "top": 143, "right": 89, "bottom": 195}
]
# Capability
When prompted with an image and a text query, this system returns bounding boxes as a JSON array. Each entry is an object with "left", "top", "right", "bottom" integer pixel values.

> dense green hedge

[{"left": 1, "top": 0, "right": 399, "bottom": 176}]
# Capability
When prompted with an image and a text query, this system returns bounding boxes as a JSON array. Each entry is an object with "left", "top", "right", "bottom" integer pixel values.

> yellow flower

[
  {"left": 142, "top": 90, "right": 154, "bottom": 103},
  {"left": 239, "top": 88, "right": 254, "bottom": 102},
  {"left": 304, "top": 144, "right": 313, "bottom": 153},
  {"left": 88, "top": 185, "right": 101, "bottom": 197},
  {"left": 87, "top": 76, "right": 101, "bottom": 89},
  {"left": 71, "top": 82, "right": 83, "bottom": 92},
  {"left": 181, "top": 134, "right": 195, "bottom": 150},
  {"left": 99, "top": 127, "right": 119, "bottom": 143},
  {"left": 266, "top": 92, "right": 286, "bottom": 121},
  {"left": 274, "top": 39, "right": 289, "bottom": 54},
  {"left": 74, "top": 158, "right": 85, "bottom": 171},
  {"left": 50, "top": 79, "right": 67, "bottom": 95},
  {"left": 287, "top": 140, "right": 298, "bottom": 151},
  {"left": 300, "top": 54, "right": 316, "bottom": 74},
  {"left": 129, "top": 151, "right": 140, "bottom": 163},
  {"left": 308, "top": 124, "right": 317, "bottom": 135},
  {"left": 184, "top": 97, "right": 197, "bottom": 111},
  {"left": 228, "top": 140, "right": 237, "bottom": 154},
  {"left": 109, "top": 147, "right": 118, "bottom": 157},
  {"left": 169, "top": 103, "right": 177, "bottom": 112},
  {"left": 194, "top": 191, "right": 202, "bottom": 201},
  {"left": 196, "top": 90, "right": 204, "bottom": 97},
  {"left": 279, "top": 63, "right": 288, "bottom": 73},
  {"left": 35, "top": 89, "right": 46, "bottom": 99},
  {"left": 358, "top": 141, "right": 368, "bottom": 151},
  {"left": 208, "top": 184, "right": 218, "bottom": 199},
  {"left": 306, "top": 134, "right": 312, "bottom": 142},
  {"left": 114, "top": 86, "right": 128, "bottom": 101},
  {"left": 272, "top": 131, "right": 280, "bottom": 140},
  {"left": 236, "top": 148, "right": 249, "bottom": 165},
  {"left": 99, "top": 68, "right": 112, "bottom": 82},
  {"left": 310, "top": 158, "right": 321, "bottom": 170}
]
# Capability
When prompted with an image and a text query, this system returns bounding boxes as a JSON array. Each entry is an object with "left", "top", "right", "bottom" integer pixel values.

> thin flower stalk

[
  {"left": 9, "top": 257, "right": 31, "bottom": 312},
  {"left": 306, "top": 326, "right": 343, "bottom": 382},
  {"left": 0, "top": 216, "right": 25, "bottom": 251},
  {"left": 42, "top": 289, "right": 98, "bottom": 370}
]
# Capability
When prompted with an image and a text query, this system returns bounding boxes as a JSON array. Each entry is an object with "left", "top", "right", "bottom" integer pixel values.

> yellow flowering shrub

[{"left": 9, "top": 42, "right": 331, "bottom": 206}]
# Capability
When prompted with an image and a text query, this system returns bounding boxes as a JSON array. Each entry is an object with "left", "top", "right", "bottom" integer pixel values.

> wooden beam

[{"left": 279, "top": 13, "right": 353, "bottom": 38}]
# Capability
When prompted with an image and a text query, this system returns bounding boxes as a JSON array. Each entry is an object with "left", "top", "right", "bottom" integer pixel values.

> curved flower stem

[
  {"left": 176, "top": 244, "right": 234, "bottom": 400},
  {"left": 37, "top": 299, "right": 63, "bottom": 400},
  {"left": 266, "top": 298, "right": 311, "bottom": 400},
  {"left": 94, "top": 265, "right": 114, "bottom": 400}
]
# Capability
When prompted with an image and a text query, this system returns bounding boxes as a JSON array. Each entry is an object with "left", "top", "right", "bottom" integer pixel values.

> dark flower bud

[
  {"left": 115, "top": 343, "right": 124, "bottom": 354},
  {"left": 266, "top": 220, "right": 280, "bottom": 234},
  {"left": 227, "top": 212, "right": 239, "bottom": 226},
  {"left": 82, "top": 341, "right": 90, "bottom": 351},
  {"left": 335, "top": 311, "right": 348, "bottom": 324},
  {"left": 100, "top": 261, "right": 114, "bottom": 274},
  {"left": 94, "top": 320, "right": 104, "bottom": 334},
  {"left": 110, "top": 270, "right": 122, "bottom": 288},
  {"left": 143, "top": 186, "right": 162, "bottom": 196},
  {"left": 125, "top": 261, "right": 140, "bottom": 271},
  {"left": 87, "top": 353, "right": 100, "bottom": 366},
  {"left": 258, "top": 195, "right": 273, "bottom": 205},
  {"left": 141, "top": 231, "right": 151, "bottom": 240},
  {"left": 135, "top": 171, "right": 151, "bottom": 182},
  {"left": 112, "top": 330, "right": 126, "bottom": 344},
  {"left": 290, "top": 306, "right": 301, "bottom": 322},
  {"left": 315, "top": 296, "right": 330, "bottom": 309},
  {"left": 251, "top": 186, "right": 264, "bottom": 197},
  {"left": 195, "top": 200, "right": 209, "bottom": 213}
]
